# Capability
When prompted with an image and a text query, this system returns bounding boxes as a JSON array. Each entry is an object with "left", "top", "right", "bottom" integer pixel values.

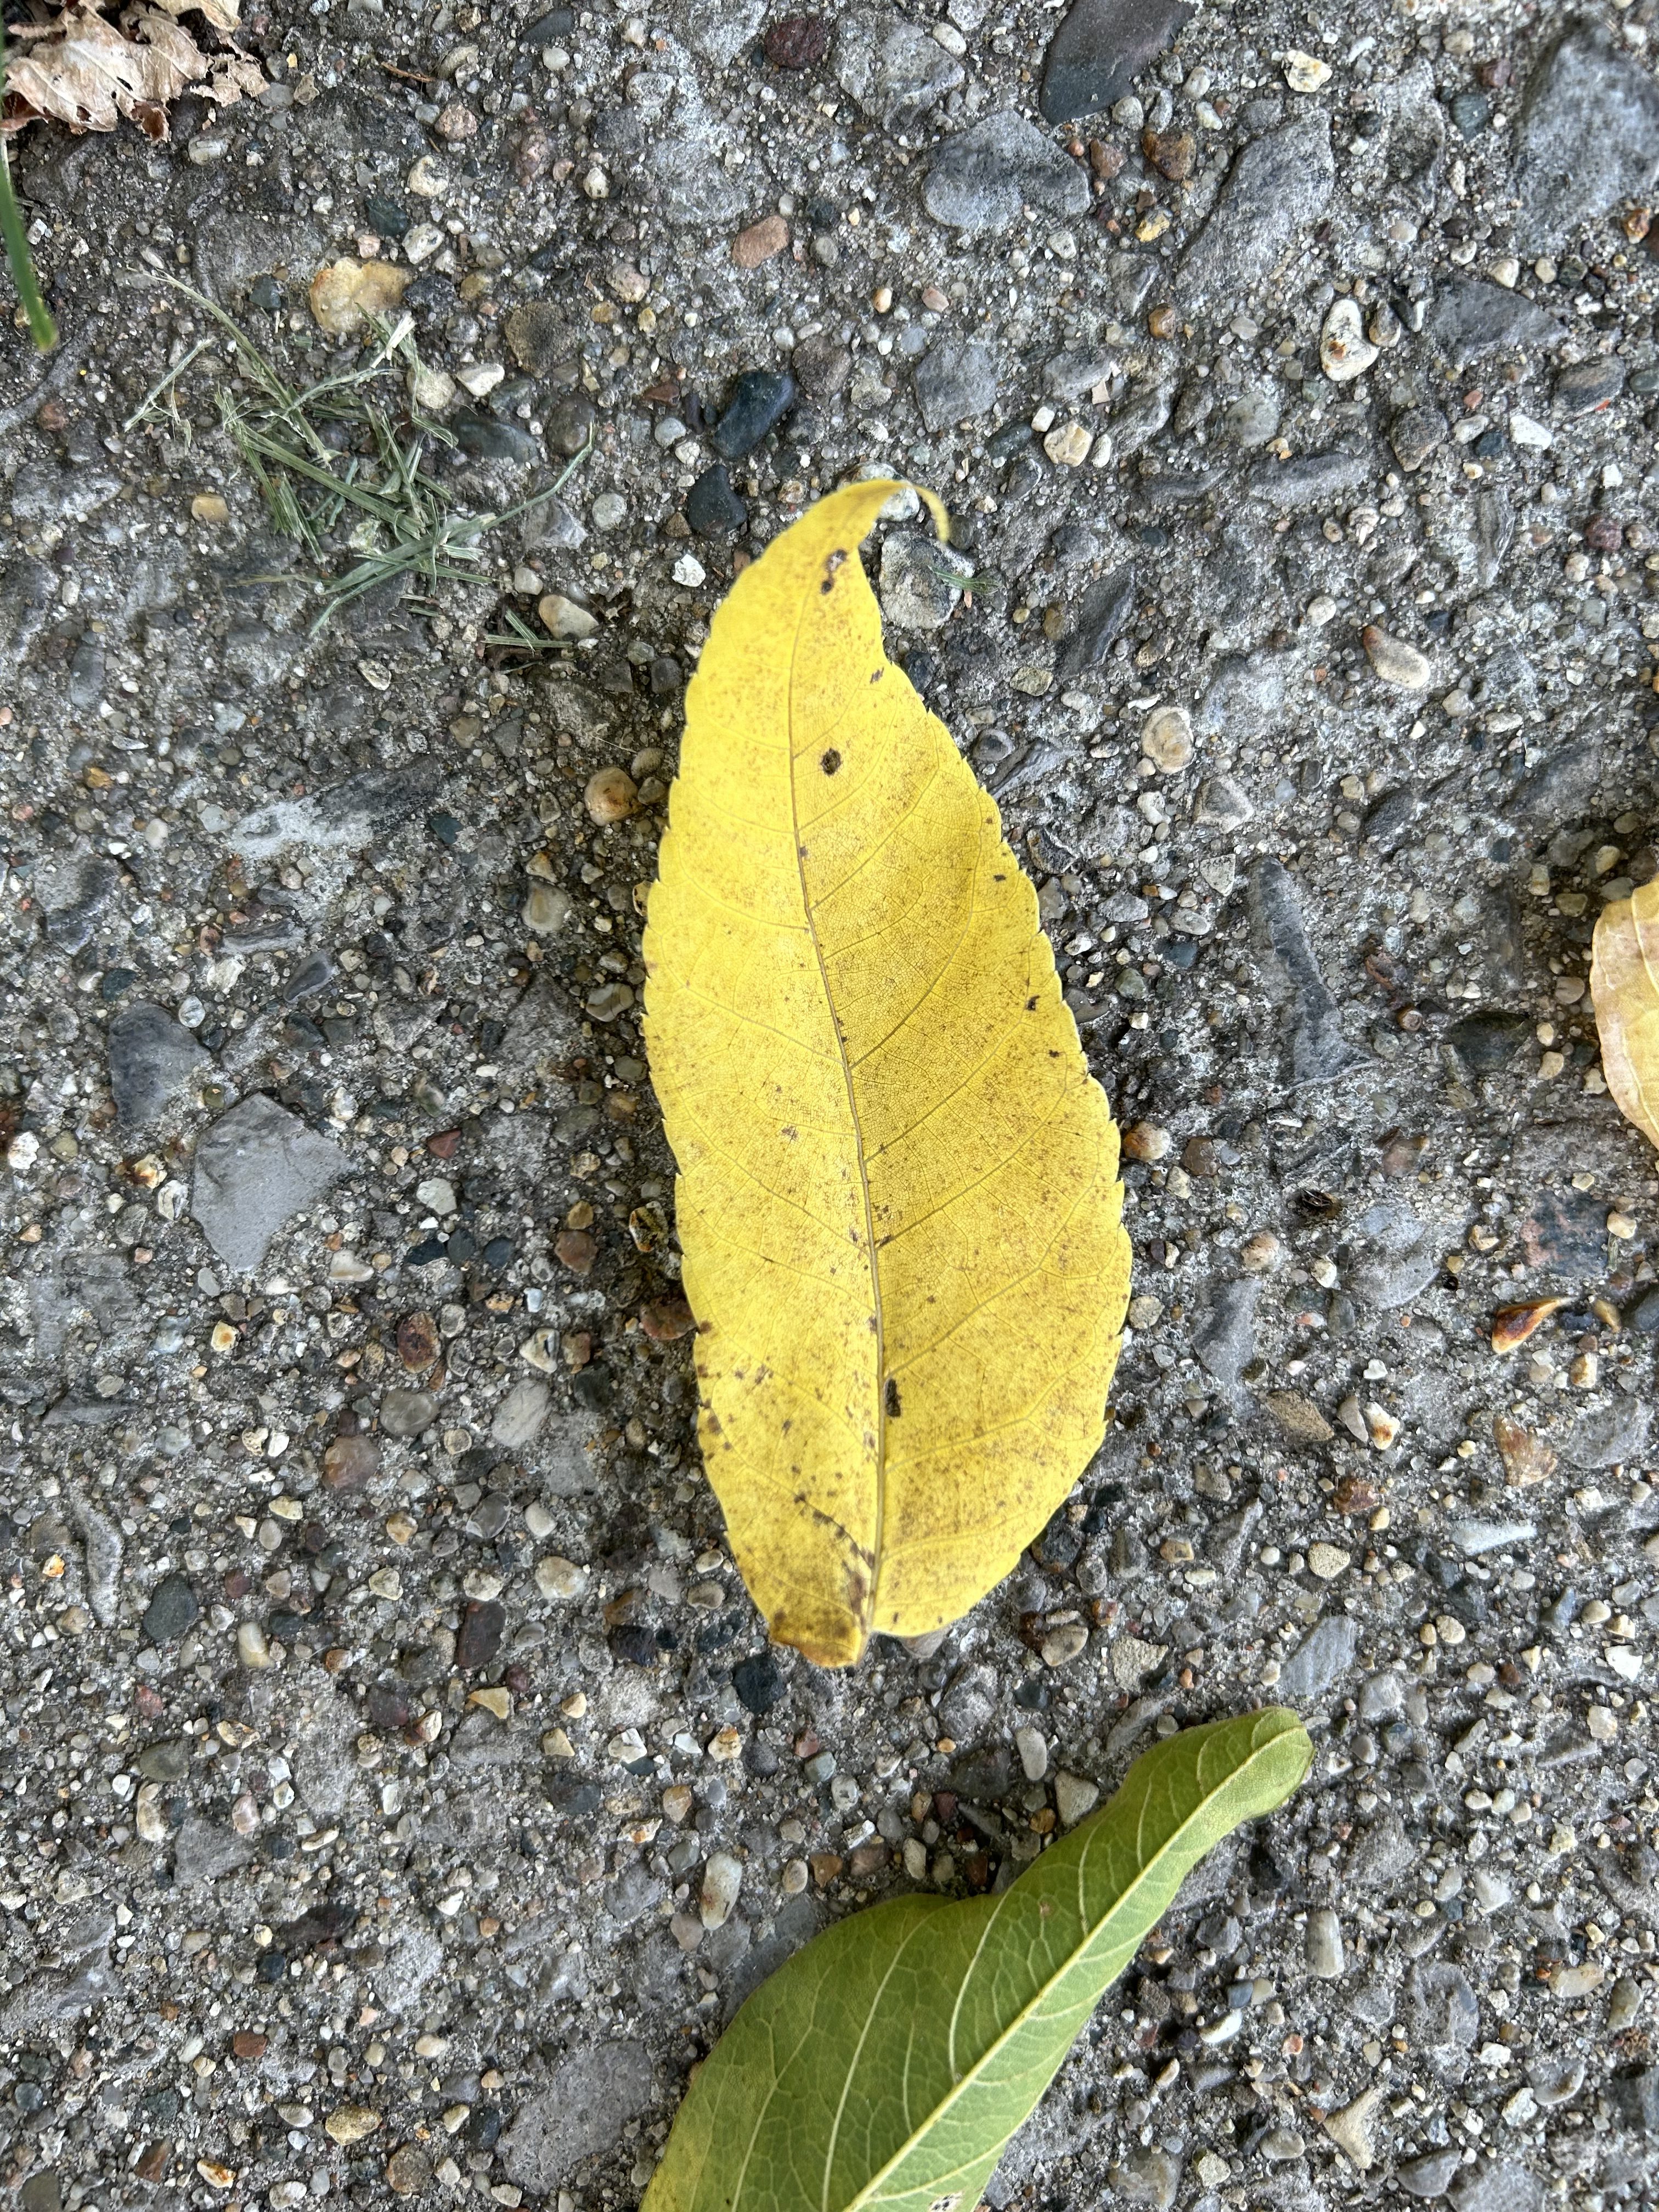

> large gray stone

[
  {"left": 924, "top": 112, "right": 1091, "bottom": 234},
  {"left": 834, "top": 10, "right": 963, "bottom": 132},
  {"left": 914, "top": 340, "right": 999, "bottom": 431},
  {"left": 1279, "top": 1615, "right": 1361, "bottom": 1701},
  {"left": 1040, "top": 0, "right": 1194, "bottom": 124},
  {"left": 1425, "top": 280, "right": 1564, "bottom": 373},
  {"left": 1177, "top": 115, "right": 1334, "bottom": 304},
  {"left": 1250, "top": 858, "right": 1365, "bottom": 1088},
  {"left": 499, "top": 2042, "right": 655, "bottom": 2191},
  {"left": 1513, "top": 21, "right": 1659, "bottom": 251},
  {"left": 108, "top": 1002, "right": 210, "bottom": 1130},
  {"left": 191, "top": 1095, "right": 349, "bottom": 1274}
]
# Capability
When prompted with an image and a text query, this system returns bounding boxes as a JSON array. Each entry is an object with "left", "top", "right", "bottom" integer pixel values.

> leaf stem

[{"left": 0, "top": 25, "right": 59, "bottom": 354}]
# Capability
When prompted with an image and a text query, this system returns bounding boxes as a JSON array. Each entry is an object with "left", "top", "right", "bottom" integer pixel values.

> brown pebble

[
  {"left": 1377, "top": 1128, "right": 1427, "bottom": 1177},
  {"left": 321, "top": 1434, "right": 379, "bottom": 1492},
  {"left": 1491, "top": 1296, "right": 1567, "bottom": 1353},
  {"left": 584, "top": 766, "right": 637, "bottom": 824},
  {"left": 764, "top": 12, "right": 829, "bottom": 67},
  {"left": 1333, "top": 1472, "right": 1380, "bottom": 1515},
  {"left": 1122, "top": 1120, "right": 1171, "bottom": 1162},
  {"left": 1584, "top": 513, "right": 1623, "bottom": 552},
  {"left": 732, "top": 214, "right": 789, "bottom": 270},
  {"left": 1265, "top": 1390, "right": 1334, "bottom": 1446},
  {"left": 1493, "top": 1411, "right": 1558, "bottom": 1486},
  {"left": 1141, "top": 126, "right": 1195, "bottom": 180},
  {"left": 232, "top": 2031, "right": 267, "bottom": 2059},
  {"left": 514, "top": 125, "right": 553, "bottom": 183},
  {"left": 397, "top": 1310, "right": 439, "bottom": 1372},
  {"left": 134, "top": 2144, "right": 172, "bottom": 2182},
  {"left": 426, "top": 1127, "right": 460, "bottom": 1159},
  {"left": 1148, "top": 303, "right": 1178, "bottom": 338},
  {"left": 554, "top": 1228, "right": 598, "bottom": 1274},
  {"left": 1181, "top": 1135, "right": 1217, "bottom": 1178},
  {"left": 848, "top": 1839, "right": 888, "bottom": 1878},
  {"left": 1087, "top": 138, "right": 1125, "bottom": 179},
  {"left": 436, "top": 101, "right": 478, "bottom": 142},
  {"left": 386, "top": 2144, "right": 433, "bottom": 2198},
  {"left": 810, "top": 1851, "right": 844, "bottom": 1887},
  {"left": 641, "top": 1295, "right": 697, "bottom": 1341}
]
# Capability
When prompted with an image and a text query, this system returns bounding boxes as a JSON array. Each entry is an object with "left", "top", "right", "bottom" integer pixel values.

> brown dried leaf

[
  {"left": 1591, "top": 877, "right": 1659, "bottom": 1152},
  {"left": 145, "top": 0, "right": 242, "bottom": 31},
  {"left": 308, "top": 257, "right": 412, "bottom": 337},
  {"left": 5, "top": 5, "right": 212, "bottom": 138}
]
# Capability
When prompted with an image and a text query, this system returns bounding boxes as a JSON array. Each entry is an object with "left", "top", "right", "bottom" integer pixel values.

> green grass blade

[
  {"left": 0, "top": 27, "right": 58, "bottom": 354},
  {"left": 640, "top": 1709, "right": 1312, "bottom": 2212}
]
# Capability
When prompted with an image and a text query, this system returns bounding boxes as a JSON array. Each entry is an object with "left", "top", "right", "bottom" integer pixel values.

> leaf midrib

[
  {"left": 783, "top": 574, "right": 886, "bottom": 1632},
  {"left": 831, "top": 1735, "right": 1287, "bottom": 2212}
]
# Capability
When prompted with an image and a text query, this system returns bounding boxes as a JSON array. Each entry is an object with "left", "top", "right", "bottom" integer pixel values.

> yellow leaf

[
  {"left": 1592, "top": 876, "right": 1659, "bottom": 1150},
  {"left": 643, "top": 481, "right": 1130, "bottom": 1667}
]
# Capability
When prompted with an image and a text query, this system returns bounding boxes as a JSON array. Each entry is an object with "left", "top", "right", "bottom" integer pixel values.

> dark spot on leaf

[
  {"left": 884, "top": 1377, "right": 901, "bottom": 1418},
  {"left": 821, "top": 748, "right": 842, "bottom": 775},
  {"left": 870, "top": 667, "right": 884, "bottom": 682},
  {"left": 1026, "top": 996, "right": 1039, "bottom": 1010}
]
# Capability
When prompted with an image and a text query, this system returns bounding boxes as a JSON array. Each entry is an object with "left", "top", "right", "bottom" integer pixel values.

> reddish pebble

[
  {"left": 321, "top": 1434, "right": 380, "bottom": 1492},
  {"left": 732, "top": 213, "right": 789, "bottom": 269},
  {"left": 426, "top": 1128, "right": 460, "bottom": 1159},
  {"left": 232, "top": 2031, "right": 267, "bottom": 2059},
  {"left": 554, "top": 1229, "right": 598, "bottom": 1274},
  {"left": 397, "top": 1310, "right": 440, "bottom": 1372},
  {"left": 764, "top": 13, "right": 829, "bottom": 68},
  {"left": 641, "top": 1295, "right": 696, "bottom": 1341}
]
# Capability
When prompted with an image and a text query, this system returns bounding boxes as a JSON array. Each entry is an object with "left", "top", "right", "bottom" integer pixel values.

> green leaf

[{"left": 644, "top": 1708, "right": 1310, "bottom": 2212}]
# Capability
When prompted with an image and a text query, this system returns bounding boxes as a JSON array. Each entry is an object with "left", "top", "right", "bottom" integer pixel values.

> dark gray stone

[
  {"left": 499, "top": 2044, "right": 654, "bottom": 2191},
  {"left": 834, "top": 10, "right": 963, "bottom": 132},
  {"left": 1039, "top": 0, "right": 1195, "bottom": 125},
  {"left": 453, "top": 413, "right": 540, "bottom": 464},
  {"left": 191, "top": 1094, "right": 349, "bottom": 1274},
  {"left": 685, "top": 464, "right": 748, "bottom": 538},
  {"left": 1425, "top": 280, "right": 1564, "bottom": 372},
  {"left": 1278, "top": 1614, "right": 1361, "bottom": 1700},
  {"left": 1611, "top": 2066, "right": 1659, "bottom": 2134},
  {"left": 1445, "top": 1009, "right": 1533, "bottom": 1075},
  {"left": 1506, "top": 741, "right": 1601, "bottom": 824},
  {"left": 1250, "top": 857, "right": 1365, "bottom": 1087},
  {"left": 914, "top": 340, "right": 999, "bottom": 431},
  {"left": 1177, "top": 116, "right": 1334, "bottom": 304},
  {"left": 1514, "top": 20, "right": 1659, "bottom": 251},
  {"left": 1194, "top": 1278, "right": 1259, "bottom": 1396},
  {"left": 142, "top": 1570, "right": 199, "bottom": 1644},
  {"left": 1057, "top": 566, "right": 1136, "bottom": 681},
  {"left": 710, "top": 370, "right": 796, "bottom": 460},
  {"left": 1554, "top": 357, "right": 1626, "bottom": 415},
  {"left": 1363, "top": 785, "right": 1420, "bottom": 853},
  {"left": 232, "top": 764, "right": 445, "bottom": 865},
  {"left": 108, "top": 1002, "right": 211, "bottom": 1129},
  {"left": 380, "top": 1389, "right": 440, "bottom": 1440},
  {"left": 923, "top": 112, "right": 1091, "bottom": 234}
]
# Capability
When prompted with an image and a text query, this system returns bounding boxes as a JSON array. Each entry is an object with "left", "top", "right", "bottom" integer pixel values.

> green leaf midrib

[{"left": 838, "top": 1725, "right": 1293, "bottom": 2212}]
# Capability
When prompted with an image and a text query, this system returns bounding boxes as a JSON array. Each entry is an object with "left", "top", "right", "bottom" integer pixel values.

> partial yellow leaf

[
  {"left": 644, "top": 479, "right": 1131, "bottom": 1667},
  {"left": 309, "top": 258, "right": 412, "bottom": 338},
  {"left": 1592, "top": 876, "right": 1659, "bottom": 1150},
  {"left": 5, "top": 5, "right": 211, "bottom": 138}
]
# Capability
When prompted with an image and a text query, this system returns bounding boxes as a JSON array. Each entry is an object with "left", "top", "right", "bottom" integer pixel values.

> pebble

[
  {"left": 142, "top": 1571, "right": 199, "bottom": 1645},
  {"left": 538, "top": 593, "right": 597, "bottom": 640},
  {"left": 535, "top": 1555, "right": 586, "bottom": 1599},
  {"left": 834, "top": 10, "right": 963, "bottom": 132},
  {"left": 1305, "top": 1908, "right": 1345, "bottom": 1978},
  {"left": 324, "top": 2106, "right": 383, "bottom": 2146},
  {"left": 1362, "top": 625, "right": 1431, "bottom": 690},
  {"left": 1283, "top": 49, "right": 1331, "bottom": 93},
  {"left": 1279, "top": 1615, "right": 1360, "bottom": 1700},
  {"left": 685, "top": 462, "right": 749, "bottom": 537},
  {"left": 731, "top": 215, "right": 788, "bottom": 269},
  {"left": 585, "top": 767, "right": 637, "bottom": 823},
  {"left": 236, "top": 1621, "right": 271, "bottom": 1669},
  {"left": 1426, "top": 279, "right": 1562, "bottom": 372},
  {"left": 1319, "top": 297, "right": 1377, "bottom": 382},
  {"left": 1139, "top": 705, "right": 1193, "bottom": 772},
  {"left": 1014, "top": 1725, "right": 1048, "bottom": 1781},
  {"left": 1053, "top": 1770, "right": 1099, "bottom": 1825},
  {"left": 710, "top": 369, "right": 796, "bottom": 460},
  {"left": 380, "top": 1389, "right": 439, "bottom": 1440},
  {"left": 1250, "top": 858, "right": 1365, "bottom": 1086},
  {"left": 699, "top": 1850, "right": 743, "bottom": 1929},
  {"left": 322, "top": 1435, "right": 380, "bottom": 1492},
  {"left": 191, "top": 1096, "right": 348, "bottom": 1275}
]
